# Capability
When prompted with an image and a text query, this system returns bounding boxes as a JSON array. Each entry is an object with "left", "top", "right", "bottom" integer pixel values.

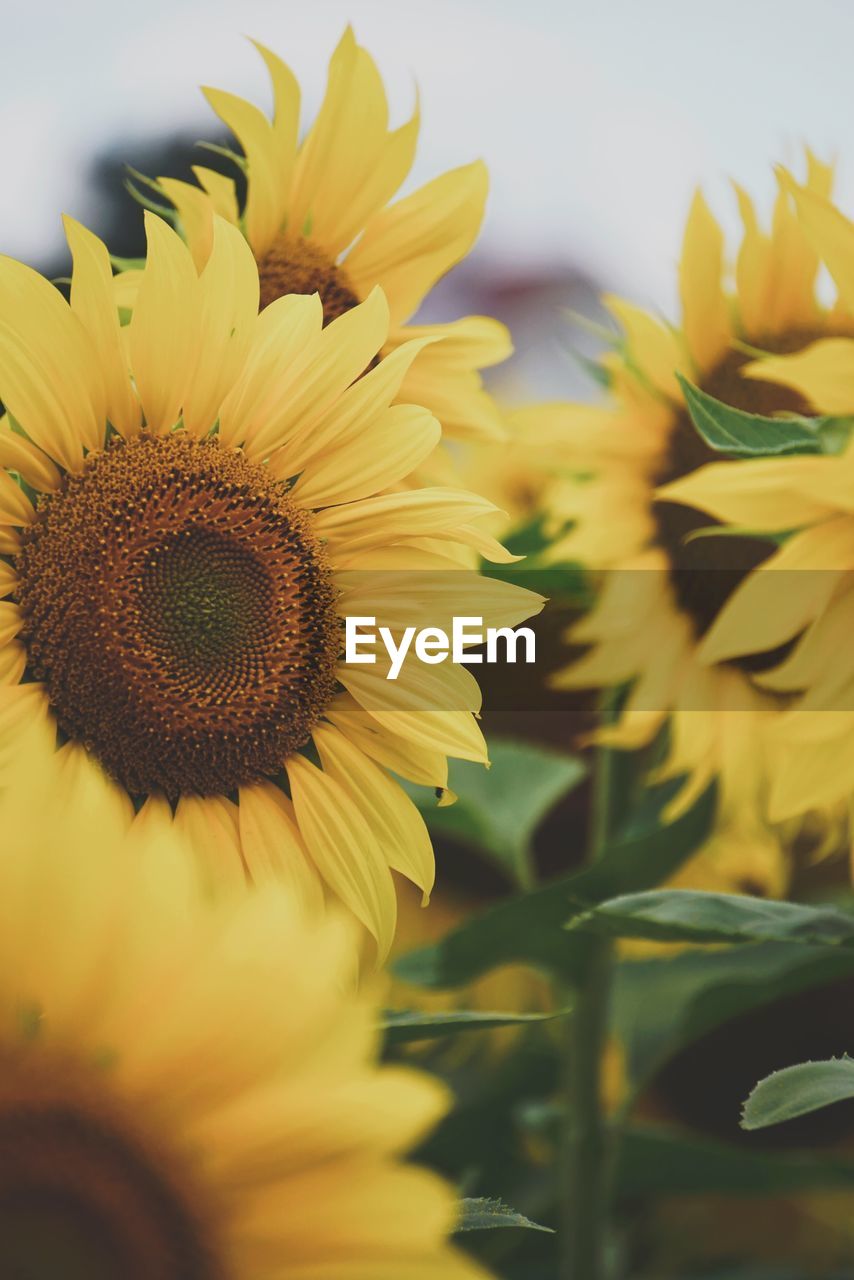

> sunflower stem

[{"left": 559, "top": 695, "right": 618, "bottom": 1280}]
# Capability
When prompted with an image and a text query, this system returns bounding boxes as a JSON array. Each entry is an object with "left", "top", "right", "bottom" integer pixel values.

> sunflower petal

[
  {"left": 346, "top": 161, "right": 488, "bottom": 327},
  {"left": 286, "top": 753, "right": 397, "bottom": 961},
  {"left": 679, "top": 189, "right": 730, "bottom": 371},
  {"left": 64, "top": 216, "right": 141, "bottom": 438},
  {"left": 129, "top": 213, "right": 200, "bottom": 434},
  {"left": 313, "top": 723, "right": 435, "bottom": 902}
]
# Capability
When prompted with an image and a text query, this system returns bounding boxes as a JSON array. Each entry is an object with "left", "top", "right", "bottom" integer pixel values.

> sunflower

[
  {"left": 129, "top": 28, "right": 510, "bottom": 466},
  {"left": 511, "top": 155, "right": 844, "bottom": 893},
  {"left": 0, "top": 211, "right": 540, "bottom": 960},
  {"left": 650, "top": 177, "right": 854, "bottom": 828},
  {"left": 0, "top": 723, "right": 489, "bottom": 1280}
]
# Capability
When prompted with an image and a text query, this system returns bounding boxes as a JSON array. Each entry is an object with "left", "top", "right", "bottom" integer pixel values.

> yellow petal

[
  {"left": 325, "top": 693, "right": 449, "bottom": 788},
  {"left": 238, "top": 781, "right": 324, "bottom": 912},
  {"left": 314, "top": 487, "right": 500, "bottom": 557},
  {"left": 393, "top": 325, "right": 509, "bottom": 445},
  {"left": 0, "top": 561, "right": 16, "bottom": 599},
  {"left": 129, "top": 213, "right": 200, "bottom": 434},
  {"left": 314, "top": 723, "right": 435, "bottom": 901},
  {"left": 192, "top": 165, "right": 240, "bottom": 225},
  {"left": 269, "top": 334, "right": 435, "bottom": 480},
  {"left": 241, "top": 288, "right": 389, "bottom": 460},
  {"left": 656, "top": 457, "right": 841, "bottom": 530},
  {"left": 173, "top": 794, "right": 247, "bottom": 895},
  {"left": 251, "top": 39, "right": 301, "bottom": 213},
  {"left": 64, "top": 215, "right": 141, "bottom": 438},
  {"left": 294, "top": 404, "right": 440, "bottom": 506},
  {"left": 286, "top": 752, "right": 397, "bottom": 960},
  {"left": 157, "top": 176, "right": 216, "bottom": 271},
  {"left": 679, "top": 189, "right": 730, "bottom": 371},
  {"left": 0, "top": 470, "right": 34, "bottom": 525},
  {"left": 786, "top": 175, "right": 854, "bottom": 311},
  {"left": 217, "top": 293, "right": 322, "bottom": 449},
  {"left": 742, "top": 338, "right": 854, "bottom": 415},
  {"left": 0, "top": 602, "right": 22, "bottom": 646},
  {"left": 291, "top": 29, "right": 396, "bottom": 254},
  {"left": 346, "top": 161, "right": 488, "bottom": 327},
  {"left": 339, "top": 652, "right": 482, "bottom": 714},
  {"left": 604, "top": 294, "right": 687, "bottom": 399},
  {"left": 182, "top": 216, "right": 260, "bottom": 437},
  {"left": 0, "top": 415, "right": 61, "bottom": 492},
  {"left": 202, "top": 84, "right": 281, "bottom": 255},
  {"left": 697, "top": 518, "right": 854, "bottom": 665},
  {"left": 0, "top": 258, "right": 103, "bottom": 468}
]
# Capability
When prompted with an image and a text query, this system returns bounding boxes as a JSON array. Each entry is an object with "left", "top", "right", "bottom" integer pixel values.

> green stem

[
  {"left": 560, "top": 698, "right": 619, "bottom": 1280},
  {"left": 562, "top": 934, "right": 614, "bottom": 1279}
]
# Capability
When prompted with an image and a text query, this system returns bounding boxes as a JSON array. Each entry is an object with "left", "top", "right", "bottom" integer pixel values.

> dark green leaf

[
  {"left": 412, "top": 739, "right": 585, "bottom": 888},
  {"left": 570, "top": 889, "right": 854, "bottom": 946},
  {"left": 381, "top": 1008, "right": 561, "bottom": 1045},
  {"left": 616, "top": 1124, "right": 854, "bottom": 1197},
  {"left": 456, "top": 1197, "right": 554, "bottom": 1234},
  {"left": 678, "top": 374, "right": 823, "bottom": 457},
  {"left": 613, "top": 942, "right": 854, "bottom": 1091},
  {"left": 742, "top": 1057, "right": 854, "bottom": 1130},
  {"left": 394, "top": 783, "right": 715, "bottom": 988}
]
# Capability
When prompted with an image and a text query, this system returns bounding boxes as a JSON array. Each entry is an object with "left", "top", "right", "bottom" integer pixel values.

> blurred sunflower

[
  {"left": 0, "top": 212, "right": 540, "bottom": 959},
  {"left": 512, "top": 155, "right": 846, "bottom": 892},
  {"left": 132, "top": 29, "right": 510, "bottom": 463},
  {"left": 652, "top": 177, "right": 854, "bottom": 828},
  {"left": 0, "top": 728, "right": 489, "bottom": 1280}
]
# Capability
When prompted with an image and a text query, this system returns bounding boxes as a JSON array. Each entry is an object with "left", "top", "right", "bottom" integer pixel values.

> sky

[{"left": 3, "top": 0, "right": 854, "bottom": 319}]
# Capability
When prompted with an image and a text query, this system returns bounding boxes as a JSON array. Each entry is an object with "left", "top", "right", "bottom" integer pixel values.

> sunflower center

[
  {"left": 653, "top": 338, "right": 820, "bottom": 659},
  {"left": 15, "top": 434, "right": 339, "bottom": 799},
  {"left": 0, "top": 1061, "right": 222, "bottom": 1280},
  {"left": 258, "top": 233, "right": 361, "bottom": 322}
]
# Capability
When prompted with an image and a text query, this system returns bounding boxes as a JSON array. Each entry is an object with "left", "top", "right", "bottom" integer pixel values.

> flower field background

[{"left": 4, "top": 3, "right": 854, "bottom": 1279}]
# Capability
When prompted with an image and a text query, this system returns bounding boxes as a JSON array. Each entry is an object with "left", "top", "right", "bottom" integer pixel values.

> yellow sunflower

[
  {"left": 650, "top": 176, "right": 854, "bottom": 827},
  {"left": 131, "top": 29, "right": 510, "bottom": 464},
  {"left": 0, "top": 724, "right": 490, "bottom": 1280},
  {"left": 0, "top": 211, "right": 540, "bottom": 961},
  {"left": 511, "top": 155, "right": 844, "bottom": 892}
]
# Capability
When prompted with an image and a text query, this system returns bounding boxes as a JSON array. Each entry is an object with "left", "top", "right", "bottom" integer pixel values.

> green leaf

[
  {"left": 570, "top": 889, "right": 854, "bottom": 947},
  {"left": 381, "top": 1008, "right": 561, "bottom": 1045},
  {"left": 741, "top": 1057, "right": 854, "bottom": 1131},
  {"left": 677, "top": 374, "right": 824, "bottom": 457},
  {"left": 456, "top": 1197, "right": 554, "bottom": 1234},
  {"left": 412, "top": 739, "right": 586, "bottom": 888},
  {"left": 394, "top": 782, "right": 715, "bottom": 989},
  {"left": 613, "top": 941, "right": 854, "bottom": 1092},
  {"left": 616, "top": 1124, "right": 854, "bottom": 1197}
]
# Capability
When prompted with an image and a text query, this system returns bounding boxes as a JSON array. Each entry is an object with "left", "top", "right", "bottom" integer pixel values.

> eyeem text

[{"left": 344, "top": 616, "right": 537, "bottom": 680}]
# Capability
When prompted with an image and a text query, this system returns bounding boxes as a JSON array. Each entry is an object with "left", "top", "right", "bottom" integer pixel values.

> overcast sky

[{"left": 3, "top": 0, "right": 854, "bottom": 315}]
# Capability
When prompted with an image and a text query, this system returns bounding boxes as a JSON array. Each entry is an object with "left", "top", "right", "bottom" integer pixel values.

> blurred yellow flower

[
  {"left": 0, "top": 212, "right": 540, "bottom": 959},
  {"left": 0, "top": 732, "right": 490, "bottom": 1280},
  {"left": 511, "top": 155, "right": 846, "bottom": 890},
  {"left": 654, "top": 177, "right": 854, "bottom": 830},
  {"left": 142, "top": 28, "right": 511, "bottom": 461}
]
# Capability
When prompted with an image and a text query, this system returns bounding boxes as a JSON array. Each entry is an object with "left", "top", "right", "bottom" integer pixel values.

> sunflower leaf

[
  {"left": 568, "top": 889, "right": 854, "bottom": 946},
  {"left": 456, "top": 1197, "right": 554, "bottom": 1234},
  {"left": 394, "top": 781, "right": 715, "bottom": 988},
  {"left": 381, "top": 1008, "right": 561, "bottom": 1044},
  {"left": 409, "top": 739, "right": 586, "bottom": 889},
  {"left": 677, "top": 375, "right": 824, "bottom": 457},
  {"left": 741, "top": 1058, "right": 854, "bottom": 1131}
]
